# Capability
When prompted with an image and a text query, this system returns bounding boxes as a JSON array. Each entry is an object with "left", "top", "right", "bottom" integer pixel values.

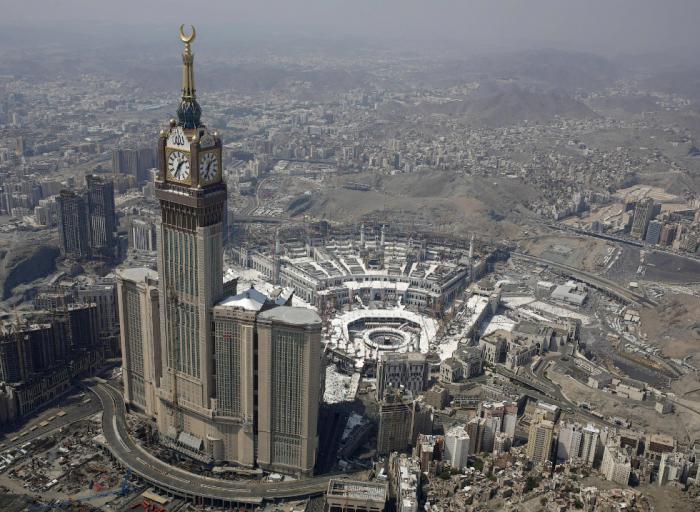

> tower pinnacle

[{"left": 177, "top": 24, "right": 202, "bottom": 129}]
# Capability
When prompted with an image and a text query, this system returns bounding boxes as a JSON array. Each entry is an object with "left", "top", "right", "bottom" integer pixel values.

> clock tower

[{"left": 154, "top": 25, "right": 227, "bottom": 446}]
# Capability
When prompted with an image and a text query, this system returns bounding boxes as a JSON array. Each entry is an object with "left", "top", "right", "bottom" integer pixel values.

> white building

[
  {"left": 395, "top": 455, "right": 420, "bottom": 512},
  {"left": 550, "top": 281, "right": 587, "bottom": 306},
  {"left": 444, "top": 425, "right": 471, "bottom": 470},
  {"left": 557, "top": 422, "right": 598, "bottom": 466},
  {"left": 601, "top": 444, "right": 632, "bottom": 485},
  {"left": 658, "top": 452, "right": 691, "bottom": 486}
]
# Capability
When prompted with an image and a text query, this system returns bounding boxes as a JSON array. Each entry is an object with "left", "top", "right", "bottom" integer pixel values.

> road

[
  {"left": 89, "top": 382, "right": 353, "bottom": 507},
  {"left": 492, "top": 363, "right": 617, "bottom": 428},
  {"left": 549, "top": 222, "right": 700, "bottom": 264},
  {"left": 0, "top": 392, "right": 101, "bottom": 451},
  {"left": 511, "top": 252, "right": 657, "bottom": 306}
]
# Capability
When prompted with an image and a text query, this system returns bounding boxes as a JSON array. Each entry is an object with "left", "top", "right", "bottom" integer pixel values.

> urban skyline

[{"left": 0, "top": 7, "right": 699, "bottom": 511}]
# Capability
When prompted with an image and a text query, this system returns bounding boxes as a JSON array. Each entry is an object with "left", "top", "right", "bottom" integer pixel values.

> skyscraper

[
  {"left": 154, "top": 25, "right": 227, "bottom": 460},
  {"left": 112, "top": 147, "right": 155, "bottom": 184},
  {"left": 444, "top": 425, "right": 470, "bottom": 469},
  {"left": 376, "top": 352, "right": 429, "bottom": 401},
  {"left": 76, "top": 278, "right": 120, "bottom": 357},
  {"left": 117, "top": 268, "right": 162, "bottom": 418},
  {"left": 556, "top": 421, "right": 583, "bottom": 462},
  {"left": 86, "top": 175, "right": 116, "bottom": 258},
  {"left": 526, "top": 419, "right": 554, "bottom": 465},
  {"left": 129, "top": 217, "right": 158, "bottom": 252},
  {"left": 132, "top": 27, "right": 324, "bottom": 475},
  {"left": 52, "top": 303, "right": 99, "bottom": 352},
  {"left": 645, "top": 219, "right": 663, "bottom": 245},
  {"left": 601, "top": 444, "right": 631, "bottom": 485},
  {"left": 630, "top": 198, "right": 656, "bottom": 239},
  {"left": 377, "top": 388, "right": 415, "bottom": 455},
  {"left": 256, "top": 306, "right": 322, "bottom": 475},
  {"left": 57, "top": 190, "right": 90, "bottom": 259}
]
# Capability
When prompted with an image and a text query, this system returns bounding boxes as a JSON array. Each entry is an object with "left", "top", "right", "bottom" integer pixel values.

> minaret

[
  {"left": 272, "top": 228, "right": 281, "bottom": 285},
  {"left": 360, "top": 223, "right": 365, "bottom": 248},
  {"left": 469, "top": 233, "right": 475, "bottom": 283}
]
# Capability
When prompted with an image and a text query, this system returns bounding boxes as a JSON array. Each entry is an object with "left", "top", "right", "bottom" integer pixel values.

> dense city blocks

[{"left": 1, "top": 5, "right": 700, "bottom": 512}]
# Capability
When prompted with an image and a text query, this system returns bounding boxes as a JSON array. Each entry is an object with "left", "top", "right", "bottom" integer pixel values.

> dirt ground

[
  {"left": 306, "top": 170, "right": 539, "bottom": 239},
  {"left": 640, "top": 293, "right": 700, "bottom": 363},
  {"left": 518, "top": 234, "right": 613, "bottom": 271},
  {"left": 580, "top": 475, "right": 700, "bottom": 512},
  {"left": 550, "top": 370, "right": 700, "bottom": 444}
]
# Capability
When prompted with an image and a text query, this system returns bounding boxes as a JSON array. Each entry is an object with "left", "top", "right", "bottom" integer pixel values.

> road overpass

[
  {"left": 89, "top": 382, "right": 353, "bottom": 508},
  {"left": 511, "top": 252, "right": 657, "bottom": 306}
]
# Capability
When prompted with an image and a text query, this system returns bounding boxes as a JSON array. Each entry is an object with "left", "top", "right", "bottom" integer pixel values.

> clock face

[
  {"left": 167, "top": 151, "right": 191, "bottom": 181},
  {"left": 200, "top": 152, "right": 219, "bottom": 182}
]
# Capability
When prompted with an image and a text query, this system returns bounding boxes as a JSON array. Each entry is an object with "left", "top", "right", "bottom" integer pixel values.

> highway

[
  {"left": 0, "top": 391, "right": 101, "bottom": 451},
  {"left": 511, "top": 252, "right": 657, "bottom": 306},
  {"left": 89, "top": 382, "right": 348, "bottom": 507}
]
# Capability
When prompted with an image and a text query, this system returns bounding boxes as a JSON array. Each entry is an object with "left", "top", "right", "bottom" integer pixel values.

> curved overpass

[{"left": 90, "top": 383, "right": 348, "bottom": 507}]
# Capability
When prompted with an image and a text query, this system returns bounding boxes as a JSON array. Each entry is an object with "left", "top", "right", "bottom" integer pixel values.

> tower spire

[{"left": 177, "top": 24, "right": 202, "bottom": 129}]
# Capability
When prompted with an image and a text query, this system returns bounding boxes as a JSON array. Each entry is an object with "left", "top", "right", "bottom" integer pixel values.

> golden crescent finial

[{"left": 179, "top": 24, "right": 196, "bottom": 44}]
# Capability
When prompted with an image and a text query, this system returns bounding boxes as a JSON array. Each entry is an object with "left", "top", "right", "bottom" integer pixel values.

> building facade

[
  {"left": 376, "top": 352, "right": 428, "bottom": 401},
  {"left": 57, "top": 190, "right": 90, "bottom": 259},
  {"left": 256, "top": 307, "right": 322, "bottom": 475},
  {"left": 86, "top": 174, "right": 116, "bottom": 257},
  {"left": 117, "top": 31, "right": 324, "bottom": 476},
  {"left": 117, "top": 268, "right": 162, "bottom": 418},
  {"left": 526, "top": 419, "right": 554, "bottom": 465}
]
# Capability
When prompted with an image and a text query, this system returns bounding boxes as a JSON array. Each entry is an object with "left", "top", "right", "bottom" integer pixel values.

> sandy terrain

[
  {"left": 518, "top": 234, "right": 613, "bottom": 271},
  {"left": 304, "top": 170, "right": 541, "bottom": 238},
  {"left": 640, "top": 293, "right": 700, "bottom": 362},
  {"left": 549, "top": 370, "right": 700, "bottom": 444}
]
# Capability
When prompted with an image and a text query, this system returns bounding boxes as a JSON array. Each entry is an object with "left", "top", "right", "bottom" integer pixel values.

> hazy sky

[{"left": 2, "top": 0, "right": 700, "bottom": 57}]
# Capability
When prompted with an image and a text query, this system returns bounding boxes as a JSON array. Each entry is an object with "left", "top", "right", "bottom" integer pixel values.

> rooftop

[
  {"left": 117, "top": 267, "right": 158, "bottom": 283},
  {"left": 217, "top": 286, "right": 270, "bottom": 312},
  {"left": 327, "top": 479, "right": 387, "bottom": 502},
  {"left": 257, "top": 306, "right": 322, "bottom": 326}
]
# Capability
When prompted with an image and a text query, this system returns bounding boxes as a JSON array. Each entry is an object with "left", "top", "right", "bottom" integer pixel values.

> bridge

[{"left": 89, "top": 382, "right": 356, "bottom": 508}]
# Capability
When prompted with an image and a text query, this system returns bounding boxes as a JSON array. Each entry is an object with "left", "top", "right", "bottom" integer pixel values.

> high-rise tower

[
  {"left": 118, "top": 26, "right": 323, "bottom": 474},
  {"left": 57, "top": 190, "right": 90, "bottom": 259},
  {"left": 154, "top": 25, "right": 227, "bottom": 448},
  {"left": 86, "top": 174, "right": 116, "bottom": 257}
]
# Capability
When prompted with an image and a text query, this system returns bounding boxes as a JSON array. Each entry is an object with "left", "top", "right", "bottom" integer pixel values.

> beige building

[
  {"left": 118, "top": 31, "right": 324, "bottom": 476},
  {"left": 325, "top": 479, "right": 387, "bottom": 512},
  {"left": 377, "top": 388, "right": 415, "bottom": 455},
  {"left": 256, "top": 306, "right": 322, "bottom": 476},
  {"left": 526, "top": 419, "right": 554, "bottom": 465},
  {"left": 209, "top": 292, "right": 322, "bottom": 474},
  {"left": 376, "top": 351, "right": 428, "bottom": 400},
  {"left": 117, "top": 268, "right": 162, "bottom": 418},
  {"left": 208, "top": 287, "right": 268, "bottom": 466},
  {"left": 601, "top": 444, "right": 632, "bottom": 485}
]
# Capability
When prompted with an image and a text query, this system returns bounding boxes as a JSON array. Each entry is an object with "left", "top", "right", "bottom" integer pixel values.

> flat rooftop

[
  {"left": 257, "top": 306, "right": 322, "bottom": 326},
  {"left": 327, "top": 479, "right": 387, "bottom": 502}
]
